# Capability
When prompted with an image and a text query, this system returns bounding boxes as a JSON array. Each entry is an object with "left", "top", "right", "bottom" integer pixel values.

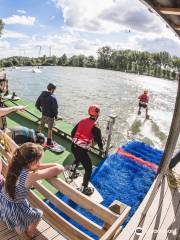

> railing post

[{"left": 105, "top": 114, "right": 117, "bottom": 157}]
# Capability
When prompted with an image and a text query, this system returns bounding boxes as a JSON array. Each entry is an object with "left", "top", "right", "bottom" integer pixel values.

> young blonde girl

[{"left": 0, "top": 142, "right": 64, "bottom": 238}]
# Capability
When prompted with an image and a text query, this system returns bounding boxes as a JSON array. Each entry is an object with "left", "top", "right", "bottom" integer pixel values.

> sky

[{"left": 0, "top": 0, "right": 180, "bottom": 59}]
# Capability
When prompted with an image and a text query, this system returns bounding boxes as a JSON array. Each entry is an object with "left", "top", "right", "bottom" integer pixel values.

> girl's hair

[{"left": 5, "top": 142, "right": 43, "bottom": 200}]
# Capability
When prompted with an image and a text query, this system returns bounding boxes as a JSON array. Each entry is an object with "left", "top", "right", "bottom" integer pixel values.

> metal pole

[{"left": 105, "top": 114, "right": 117, "bottom": 157}]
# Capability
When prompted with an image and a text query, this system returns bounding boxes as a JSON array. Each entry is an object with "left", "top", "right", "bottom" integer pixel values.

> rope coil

[{"left": 166, "top": 169, "right": 180, "bottom": 189}]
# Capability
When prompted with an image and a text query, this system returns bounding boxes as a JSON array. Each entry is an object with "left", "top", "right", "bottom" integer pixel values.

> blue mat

[{"left": 46, "top": 141, "right": 163, "bottom": 239}]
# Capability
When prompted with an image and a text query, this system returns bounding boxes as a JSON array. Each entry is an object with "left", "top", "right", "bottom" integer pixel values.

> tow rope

[
  {"left": 166, "top": 169, "right": 180, "bottom": 189},
  {"left": 116, "top": 147, "right": 158, "bottom": 172}
]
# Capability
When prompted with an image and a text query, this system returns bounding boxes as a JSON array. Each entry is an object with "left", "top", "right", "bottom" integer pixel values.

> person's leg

[
  {"left": 70, "top": 144, "right": 81, "bottom": 178},
  {"left": 71, "top": 144, "right": 80, "bottom": 169},
  {"left": 138, "top": 103, "right": 141, "bottom": 115},
  {"left": 169, "top": 151, "right": 180, "bottom": 169},
  {"left": 47, "top": 117, "right": 54, "bottom": 146},
  {"left": 37, "top": 116, "right": 45, "bottom": 133},
  {"left": 25, "top": 220, "right": 40, "bottom": 238},
  {"left": 80, "top": 150, "right": 92, "bottom": 188},
  {"left": 145, "top": 106, "right": 149, "bottom": 118}
]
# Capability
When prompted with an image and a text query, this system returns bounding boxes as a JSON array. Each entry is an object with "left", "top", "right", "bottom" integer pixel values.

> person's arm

[
  {"left": 0, "top": 106, "right": 26, "bottom": 117},
  {"left": 92, "top": 126, "right": 103, "bottom": 150},
  {"left": 35, "top": 95, "right": 42, "bottom": 112},
  {"left": 25, "top": 163, "right": 64, "bottom": 188},
  {"left": 71, "top": 124, "right": 78, "bottom": 138},
  {"left": 52, "top": 97, "right": 58, "bottom": 119}
]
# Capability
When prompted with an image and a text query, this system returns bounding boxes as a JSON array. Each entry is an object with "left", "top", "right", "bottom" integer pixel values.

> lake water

[{"left": 6, "top": 66, "right": 179, "bottom": 151}]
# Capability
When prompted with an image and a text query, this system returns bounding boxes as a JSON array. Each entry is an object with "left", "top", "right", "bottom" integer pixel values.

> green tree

[
  {"left": 85, "top": 56, "right": 96, "bottom": 68},
  {"left": 61, "top": 54, "right": 68, "bottom": 66},
  {"left": 0, "top": 19, "right": 4, "bottom": 36},
  {"left": 97, "top": 46, "right": 112, "bottom": 69}
]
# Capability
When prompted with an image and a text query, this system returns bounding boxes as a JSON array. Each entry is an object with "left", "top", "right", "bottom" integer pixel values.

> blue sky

[{"left": 0, "top": 0, "right": 180, "bottom": 59}]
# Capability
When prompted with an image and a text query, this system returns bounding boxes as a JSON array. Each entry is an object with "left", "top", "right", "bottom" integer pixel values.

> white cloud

[
  {"left": 50, "top": 0, "right": 180, "bottom": 56},
  {"left": 3, "top": 15, "right": 35, "bottom": 25},
  {"left": 17, "top": 9, "right": 27, "bottom": 14},
  {"left": 0, "top": 40, "right": 10, "bottom": 49},
  {"left": 18, "top": 29, "right": 101, "bottom": 57},
  {"left": 39, "top": 24, "right": 46, "bottom": 28},
  {"left": 133, "top": 36, "right": 180, "bottom": 56},
  {"left": 2, "top": 30, "right": 29, "bottom": 39},
  {"left": 52, "top": 0, "right": 172, "bottom": 35},
  {"left": 50, "top": 16, "right": 55, "bottom": 20}
]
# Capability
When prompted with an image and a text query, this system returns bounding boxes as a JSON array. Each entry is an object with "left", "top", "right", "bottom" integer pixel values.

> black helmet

[
  {"left": 36, "top": 132, "right": 46, "bottom": 144},
  {"left": 47, "top": 83, "right": 56, "bottom": 91}
]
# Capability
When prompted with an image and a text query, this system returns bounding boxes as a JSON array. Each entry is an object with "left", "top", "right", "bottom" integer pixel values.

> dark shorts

[
  {"left": 41, "top": 115, "right": 55, "bottom": 130},
  {"left": 139, "top": 102, "right": 147, "bottom": 108}
]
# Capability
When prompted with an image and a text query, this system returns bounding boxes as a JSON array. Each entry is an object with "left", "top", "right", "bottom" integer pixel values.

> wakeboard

[
  {"left": 63, "top": 166, "right": 103, "bottom": 203},
  {"left": 43, "top": 140, "right": 65, "bottom": 153}
]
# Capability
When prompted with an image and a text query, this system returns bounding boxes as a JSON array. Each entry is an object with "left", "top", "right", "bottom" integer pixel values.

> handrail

[
  {"left": 0, "top": 130, "right": 130, "bottom": 240},
  {"left": 5, "top": 99, "right": 104, "bottom": 155},
  {"left": 29, "top": 191, "right": 93, "bottom": 240},
  {"left": 48, "top": 177, "right": 118, "bottom": 225},
  {"left": 34, "top": 181, "right": 105, "bottom": 237},
  {"left": 1, "top": 158, "right": 93, "bottom": 240}
]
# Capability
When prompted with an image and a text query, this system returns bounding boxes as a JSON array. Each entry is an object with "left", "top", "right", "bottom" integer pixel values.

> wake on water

[{"left": 126, "top": 112, "right": 167, "bottom": 149}]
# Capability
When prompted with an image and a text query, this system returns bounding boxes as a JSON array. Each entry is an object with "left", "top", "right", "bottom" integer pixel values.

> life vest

[
  {"left": 73, "top": 118, "right": 96, "bottom": 149},
  {"left": 139, "top": 94, "right": 148, "bottom": 104}
]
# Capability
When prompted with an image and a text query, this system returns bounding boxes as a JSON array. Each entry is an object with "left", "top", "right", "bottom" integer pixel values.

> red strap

[{"left": 116, "top": 147, "right": 158, "bottom": 172}]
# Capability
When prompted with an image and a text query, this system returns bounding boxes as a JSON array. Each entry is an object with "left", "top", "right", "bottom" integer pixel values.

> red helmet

[{"left": 88, "top": 105, "right": 100, "bottom": 117}]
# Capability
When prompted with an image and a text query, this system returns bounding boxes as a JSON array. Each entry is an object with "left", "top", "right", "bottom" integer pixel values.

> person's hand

[{"left": 14, "top": 105, "right": 27, "bottom": 112}]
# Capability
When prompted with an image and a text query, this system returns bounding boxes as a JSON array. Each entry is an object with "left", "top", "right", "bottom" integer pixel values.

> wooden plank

[
  {"left": 48, "top": 177, "right": 118, "bottom": 226},
  {"left": 158, "top": 7, "right": 180, "bottom": 16},
  {"left": 165, "top": 192, "right": 180, "bottom": 240},
  {"left": 0, "top": 228, "right": 17, "bottom": 240},
  {"left": 129, "top": 177, "right": 169, "bottom": 239},
  {"left": 155, "top": 186, "right": 180, "bottom": 240},
  {"left": 34, "top": 228, "right": 59, "bottom": 240},
  {"left": 33, "top": 220, "right": 51, "bottom": 238},
  {"left": 29, "top": 191, "right": 93, "bottom": 240},
  {"left": 100, "top": 206, "right": 131, "bottom": 240},
  {"left": 0, "top": 221, "right": 8, "bottom": 232},
  {"left": 140, "top": 177, "right": 175, "bottom": 240},
  {"left": 52, "top": 235, "right": 67, "bottom": 240},
  {"left": 175, "top": 25, "right": 180, "bottom": 31},
  {"left": 63, "top": 169, "right": 103, "bottom": 203},
  {"left": 115, "top": 176, "right": 164, "bottom": 240},
  {"left": 34, "top": 182, "right": 105, "bottom": 237}
]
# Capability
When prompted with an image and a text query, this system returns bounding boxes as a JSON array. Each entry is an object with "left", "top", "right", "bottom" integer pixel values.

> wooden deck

[
  {"left": 0, "top": 219, "right": 66, "bottom": 240},
  {"left": 117, "top": 162, "right": 180, "bottom": 240}
]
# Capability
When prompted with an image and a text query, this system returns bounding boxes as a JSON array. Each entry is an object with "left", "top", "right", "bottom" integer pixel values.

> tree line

[
  {"left": 1, "top": 47, "right": 179, "bottom": 80},
  {"left": 0, "top": 19, "right": 179, "bottom": 80}
]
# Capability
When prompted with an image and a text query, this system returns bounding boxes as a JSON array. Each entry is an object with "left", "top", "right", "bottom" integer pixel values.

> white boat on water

[{"left": 32, "top": 68, "right": 42, "bottom": 73}]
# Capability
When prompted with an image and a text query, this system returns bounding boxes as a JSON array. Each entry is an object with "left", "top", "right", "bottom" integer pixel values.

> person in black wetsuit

[
  {"left": 71, "top": 105, "right": 104, "bottom": 196},
  {"left": 8, "top": 126, "right": 45, "bottom": 145},
  {"left": 169, "top": 151, "right": 180, "bottom": 170}
]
